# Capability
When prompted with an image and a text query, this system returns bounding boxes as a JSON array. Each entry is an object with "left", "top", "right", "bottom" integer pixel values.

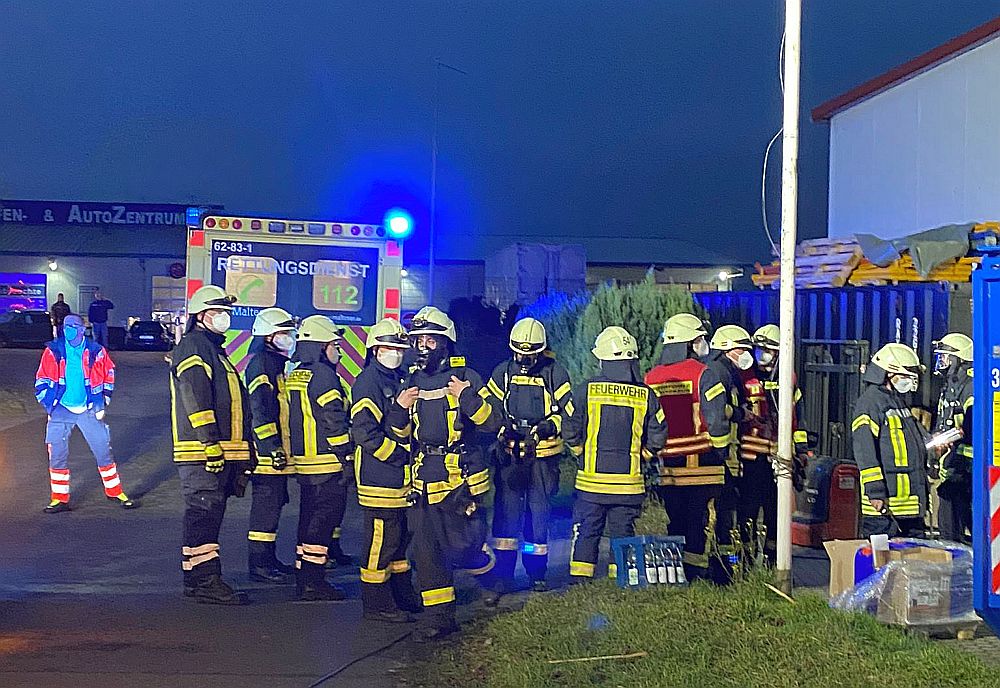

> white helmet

[
  {"left": 593, "top": 326, "right": 638, "bottom": 361},
  {"left": 408, "top": 306, "right": 457, "bottom": 342},
  {"left": 753, "top": 324, "right": 781, "bottom": 350},
  {"left": 662, "top": 313, "right": 707, "bottom": 344},
  {"left": 933, "top": 333, "right": 972, "bottom": 362},
  {"left": 871, "top": 343, "right": 923, "bottom": 376},
  {"left": 252, "top": 307, "right": 297, "bottom": 336},
  {"left": 710, "top": 324, "right": 753, "bottom": 351},
  {"left": 366, "top": 318, "right": 409, "bottom": 349},
  {"left": 510, "top": 318, "right": 546, "bottom": 354},
  {"left": 298, "top": 315, "right": 342, "bottom": 343},
  {"left": 188, "top": 285, "right": 235, "bottom": 315}
]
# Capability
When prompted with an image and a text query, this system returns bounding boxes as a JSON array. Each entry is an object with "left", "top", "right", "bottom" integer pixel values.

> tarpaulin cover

[{"left": 855, "top": 223, "right": 974, "bottom": 277}]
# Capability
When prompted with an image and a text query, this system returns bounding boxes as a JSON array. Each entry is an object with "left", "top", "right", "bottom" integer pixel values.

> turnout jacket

[
  {"left": 482, "top": 355, "right": 574, "bottom": 458},
  {"left": 351, "top": 360, "right": 412, "bottom": 508},
  {"left": 407, "top": 356, "right": 501, "bottom": 505},
  {"left": 244, "top": 344, "right": 294, "bottom": 475},
  {"left": 934, "top": 364, "right": 974, "bottom": 477},
  {"left": 284, "top": 343, "right": 352, "bottom": 476},
  {"left": 645, "top": 357, "right": 729, "bottom": 486},
  {"left": 170, "top": 327, "right": 251, "bottom": 463},
  {"left": 705, "top": 352, "right": 747, "bottom": 479},
  {"left": 739, "top": 365, "right": 808, "bottom": 460},
  {"left": 852, "top": 385, "right": 930, "bottom": 518},
  {"left": 35, "top": 338, "right": 115, "bottom": 414},
  {"left": 565, "top": 369, "right": 668, "bottom": 505}
]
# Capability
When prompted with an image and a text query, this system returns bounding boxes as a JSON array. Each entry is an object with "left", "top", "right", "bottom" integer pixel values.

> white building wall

[{"left": 828, "top": 35, "right": 1000, "bottom": 239}]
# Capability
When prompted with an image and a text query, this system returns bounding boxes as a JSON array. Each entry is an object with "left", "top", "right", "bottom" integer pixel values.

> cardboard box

[
  {"left": 876, "top": 547, "right": 953, "bottom": 625},
  {"left": 824, "top": 539, "right": 868, "bottom": 598}
]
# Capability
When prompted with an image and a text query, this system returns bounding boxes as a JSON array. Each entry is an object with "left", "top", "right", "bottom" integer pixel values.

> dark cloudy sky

[{"left": 2, "top": 1, "right": 997, "bottom": 265}]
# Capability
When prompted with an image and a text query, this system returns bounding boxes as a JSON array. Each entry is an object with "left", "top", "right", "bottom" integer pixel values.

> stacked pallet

[
  {"left": 750, "top": 238, "right": 863, "bottom": 289},
  {"left": 848, "top": 255, "right": 980, "bottom": 285},
  {"left": 971, "top": 222, "right": 1000, "bottom": 252}
]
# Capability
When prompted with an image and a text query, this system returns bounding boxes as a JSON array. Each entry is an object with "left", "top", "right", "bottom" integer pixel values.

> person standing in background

[
  {"left": 51, "top": 293, "right": 71, "bottom": 338},
  {"left": 88, "top": 290, "right": 114, "bottom": 348}
]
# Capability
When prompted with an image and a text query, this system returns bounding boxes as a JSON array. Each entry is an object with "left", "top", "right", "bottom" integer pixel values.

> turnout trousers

[
  {"left": 655, "top": 483, "right": 722, "bottom": 581},
  {"left": 178, "top": 463, "right": 240, "bottom": 586},
  {"left": 248, "top": 474, "right": 290, "bottom": 569},
  {"left": 568, "top": 495, "right": 641, "bottom": 579},
  {"left": 737, "top": 458, "right": 777, "bottom": 563},
  {"left": 491, "top": 455, "right": 560, "bottom": 583},
  {"left": 360, "top": 507, "right": 420, "bottom": 613},
  {"left": 296, "top": 476, "right": 347, "bottom": 586},
  {"left": 938, "top": 477, "right": 972, "bottom": 544}
]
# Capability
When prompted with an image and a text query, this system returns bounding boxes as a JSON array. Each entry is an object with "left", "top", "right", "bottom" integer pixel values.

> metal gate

[{"left": 799, "top": 340, "right": 867, "bottom": 461}]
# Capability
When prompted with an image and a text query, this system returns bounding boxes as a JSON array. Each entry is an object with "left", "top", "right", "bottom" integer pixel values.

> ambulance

[{"left": 184, "top": 209, "right": 408, "bottom": 383}]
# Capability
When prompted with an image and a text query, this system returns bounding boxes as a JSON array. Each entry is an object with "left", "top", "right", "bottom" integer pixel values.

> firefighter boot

[
  {"left": 297, "top": 563, "right": 347, "bottom": 602},
  {"left": 184, "top": 574, "right": 246, "bottom": 605},
  {"left": 326, "top": 536, "right": 355, "bottom": 568},
  {"left": 414, "top": 610, "right": 460, "bottom": 643},
  {"left": 249, "top": 550, "right": 288, "bottom": 584},
  {"left": 390, "top": 570, "right": 424, "bottom": 614},
  {"left": 362, "top": 583, "right": 413, "bottom": 624}
]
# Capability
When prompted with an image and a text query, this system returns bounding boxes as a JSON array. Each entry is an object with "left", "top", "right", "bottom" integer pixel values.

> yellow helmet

[
  {"left": 188, "top": 285, "right": 235, "bottom": 314},
  {"left": 710, "top": 324, "right": 753, "bottom": 351},
  {"left": 252, "top": 307, "right": 296, "bottom": 336},
  {"left": 662, "top": 313, "right": 707, "bottom": 344},
  {"left": 871, "top": 343, "right": 922, "bottom": 376},
  {"left": 408, "top": 306, "right": 457, "bottom": 342},
  {"left": 298, "top": 315, "right": 342, "bottom": 343},
  {"left": 933, "top": 332, "right": 972, "bottom": 362},
  {"left": 753, "top": 324, "right": 781, "bottom": 350},
  {"left": 510, "top": 318, "right": 546, "bottom": 354},
  {"left": 593, "top": 326, "right": 638, "bottom": 361},
  {"left": 366, "top": 318, "right": 409, "bottom": 349}
]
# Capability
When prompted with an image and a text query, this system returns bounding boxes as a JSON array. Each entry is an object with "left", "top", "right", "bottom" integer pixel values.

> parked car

[
  {"left": 0, "top": 309, "right": 53, "bottom": 348},
  {"left": 124, "top": 320, "right": 173, "bottom": 351}
]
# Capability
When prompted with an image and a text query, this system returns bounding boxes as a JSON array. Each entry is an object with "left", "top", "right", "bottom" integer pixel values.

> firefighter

[
  {"left": 285, "top": 315, "right": 352, "bottom": 601},
  {"left": 170, "top": 285, "right": 251, "bottom": 605},
  {"left": 852, "top": 343, "right": 934, "bottom": 538},
  {"left": 483, "top": 317, "right": 573, "bottom": 599},
  {"left": 737, "top": 324, "right": 810, "bottom": 564},
  {"left": 932, "top": 333, "right": 974, "bottom": 543},
  {"left": 566, "top": 327, "right": 667, "bottom": 581},
  {"left": 645, "top": 314, "right": 729, "bottom": 580},
  {"left": 705, "top": 324, "right": 754, "bottom": 583},
  {"left": 245, "top": 307, "right": 298, "bottom": 583},
  {"left": 404, "top": 306, "right": 500, "bottom": 641},
  {"left": 351, "top": 318, "right": 422, "bottom": 623}
]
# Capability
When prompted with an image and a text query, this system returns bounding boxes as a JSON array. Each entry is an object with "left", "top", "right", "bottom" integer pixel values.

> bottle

[
  {"left": 644, "top": 544, "right": 658, "bottom": 585},
  {"left": 625, "top": 545, "right": 640, "bottom": 587},
  {"left": 664, "top": 546, "right": 677, "bottom": 584},
  {"left": 656, "top": 544, "right": 669, "bottom": 584},
  {"left": 673, "top": 546, "right": 687, "bottom": 584}
]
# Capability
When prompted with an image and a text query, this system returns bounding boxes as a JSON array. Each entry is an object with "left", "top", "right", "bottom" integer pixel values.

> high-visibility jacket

[
  {"left": 351, "top": 359, "right": 412, "bottom": 508},
  {"left": 705, "top": 353, "right": 745, "bottom": 479},
  {"left": 407, "top": 356, "right": 500, "bottom": 505},
  {"left": 564, "top": 374, "right": 668, "bottom": 505},
  {"left": 284, "top": 345, "right": 352, "bottom": 476},
  {"left": 35, "top": 338, "right": 115, "bottom": 414},
  {"left": 482, "top": 355, "right": 573, "bottom": 458},
  {"left": 170, "top": 327, "right": 251, "bottom": 463},
  {"left": 645, "top": 357, "right": 729, "bottom": 486},
  {"left": 852, "top": 385, "right": 930, "bottom": 518},
  {"left": 244, "top": 344, "right": 294, "bottom": 475},
  {"left": 934, "top": 364, "right": 974, "bottom": 476},
  {"left": 739, "top": 366, "right": 808, "bottom": 460}
]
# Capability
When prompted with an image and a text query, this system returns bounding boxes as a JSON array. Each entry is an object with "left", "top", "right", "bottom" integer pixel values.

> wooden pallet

[
  {"left": 754, "top": 238, "right": 863, "bottom": 289},
  {"left": 897, "top": 618, "right": 982, "bottom": 640},
  {"left": 849, "top": 256, "right": 979, "bottom": 285}
]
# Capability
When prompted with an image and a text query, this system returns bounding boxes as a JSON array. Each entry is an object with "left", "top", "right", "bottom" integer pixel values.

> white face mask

[
  {"left": 693, "top": 337, "right": 710, "bottom": 358},
  {"left": 734, "top": 350, "right": 754, "bottom": 370},
  {"left": 208, "top": 311, "right": 231, "bottom": 334},
  {"left": 272, "top": 332, "right": 296, "bottom": 354},
  {"left": 891, "top": 376, "right": 918, "bottom": 395},
  {"left": 376, "top": 348, "right": 405, "bottom": 370},
  {"left": 756, "top": 350, "right": 775, "bottom": 366}
]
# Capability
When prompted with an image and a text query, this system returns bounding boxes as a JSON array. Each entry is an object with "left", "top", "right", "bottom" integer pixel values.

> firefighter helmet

[
  {"left": 662, "top": 313, "right": 707, "bottom": 344},
  {"left": 188, "top": 285, "right": 235, "bottom": 315},
  {"left": 251, "top": 307, "right": 297, "bottom": 336},
  {"left": 710, "top": 324, "right": 753, "bottom": 351},
  {"left": 593, "top": 326, "right": 638, "bottom": 361},
  {"left": 509, "top": 318, "right": 546, "bottom": 354},
  {"left": 408, "top": 306, "right": 457, "bottom": 342},
  {"left": 933, "top": 332, "right": 973, "bottom": 362},
  {"left": 753, "top": 324, "right": 781, "bottom": 350},
  {"left": 870, "top": 343, "right": 923, "bottom": 376},
  {"left": 298, "top": 315, "right": 342, "bottom": 343},
  {"left": 366, "top": 318, "right": 409, "bottom": 349}
]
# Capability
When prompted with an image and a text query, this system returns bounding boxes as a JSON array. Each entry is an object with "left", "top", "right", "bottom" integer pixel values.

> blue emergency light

[
  {"left": 186, "top": 207, "right": 202, "bottom": 228},
  {"left": 384, "top": 208, "right": 414, "bottom": 240}
]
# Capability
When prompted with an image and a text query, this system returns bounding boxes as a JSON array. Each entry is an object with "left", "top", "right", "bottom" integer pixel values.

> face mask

[
  {"left": 515, "top": 353, "right": 538, "bottom": 371},
  {"left": 756, "top": 349, "right": 775, "bottom": 367},
  {"left": 693, "top": 338, "right": 710, "bottom": 358},
  {"left": 734, "top": 350, "right": 754, "bottom": 370},
  {"left": 377, "top": 348, "right": 404, "bottom": 370},
  {"left": 63, "top": 325, "right": 81, "bottom": 342},
  {"left": 271, "top": 332, "right": 295, "bottom": 353},
  {"left": 891, "top": 376, "right": 918, "bottom": 395},
  {"left": 208, "top": 311, "right": 231, "bottom": 334}
]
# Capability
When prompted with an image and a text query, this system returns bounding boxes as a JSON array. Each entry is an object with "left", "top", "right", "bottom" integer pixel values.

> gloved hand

[
  {"left": 533, "top": 419, "right": 558, "bottom": 440},
  {"left": 95, "top": 409, "right": 106, "bottom": 421},
  {"left": 270, "top": 449, "right": 288, "bottom": 471},
  {"left": 205, "top": 444, "right": 225, "bottom": 473}
]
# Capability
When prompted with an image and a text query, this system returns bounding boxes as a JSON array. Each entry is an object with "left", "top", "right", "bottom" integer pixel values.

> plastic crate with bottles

[{"left": 610, "top": 535, "right": 687, "bottom": 589}]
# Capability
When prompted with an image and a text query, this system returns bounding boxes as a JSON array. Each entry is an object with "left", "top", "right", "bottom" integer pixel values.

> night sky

[{"left": 2, "top": 1, "right": 998, "bottom": 265}]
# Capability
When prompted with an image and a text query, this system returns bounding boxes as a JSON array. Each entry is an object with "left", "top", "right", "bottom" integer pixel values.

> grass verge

[{"left": 416, "top": 576, "right": 998, "bottom": 688}]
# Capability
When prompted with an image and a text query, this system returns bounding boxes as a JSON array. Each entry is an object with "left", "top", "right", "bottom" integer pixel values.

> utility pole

[{"left": 775, "top": 0, "right": 801, "bottom": 594}]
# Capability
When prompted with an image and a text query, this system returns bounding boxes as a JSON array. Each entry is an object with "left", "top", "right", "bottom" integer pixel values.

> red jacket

[{"left": 34, "top": 339, "right": 115, "bottom": 414}]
